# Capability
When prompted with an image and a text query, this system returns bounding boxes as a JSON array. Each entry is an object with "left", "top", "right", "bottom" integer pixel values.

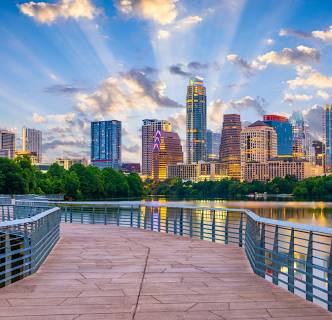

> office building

[
  {"left": 15, "top": 150, "right": 38, "bottom": 164},
  {"left": 219, "top": 114, "right": 241, "bottom": 180},
  {"left": 152, "top": 130, "right": 183, "bottom": 181},
  {"left": 0, "top": 129, "right": 15, "bottom": 159},
  {"left": 91, "top": 120, "right": 121, "bottom": 169},
  {"left": 324, "top": 104, "right": 332, "bottom": 173},
  {"left": 206, "top": 130, "right": 221, "bottom": 161},
  {"left": 22, "top": 127, "right": 42, "bottom": 163},
  {"left": 312, "top": 140, "right": 325, "bottom": 167},
  {"left": 263, "top": 115, "right": 292, "bottom": 157},
  {"left": 55, "top": 158, "right": 88, "bottom": 170},
  {"left": 121, "top": 163, "right": 141, "bottom": 174},
  {"left": 244, "top": 158, "right": 323, "bottom": 182},
  {"left": 291, "top": 111, "right": 306, "bottom": 159},
  {"left": 186, "top": 77, "right": 207, "bottom": 163},
  {"left": 168, "top": 162, "right": 228, "bottom": 182},
  {"left": 142, "top": 119, "right": 172, "bottom": 177}
]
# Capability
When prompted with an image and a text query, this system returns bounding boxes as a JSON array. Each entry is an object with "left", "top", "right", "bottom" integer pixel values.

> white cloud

[
  {"left": 279, "top": 26, "right": 332, "bottom": 43},
  {"left": 312, "top": 26, "right": 332, "bottom": 42},
  {"left": 173, "top": 15, "right": 203, "bottom": 30},
  {"left": 157, "top": 29, "right": 170, "bottom": 40},
  {"left": 116, "top": 0, "right": 177, "bottom": 25},
  {"left": 19, "top": 0, "right": 100, "bottom": 24},
  {"left": 208, "top": 100, "right": 229, "bottom": 130},
  {"left": 264, "top": 38, "right": 275, "bottom": 45},
  {"left": 32, "top": 112, "right": 76, "bottom": 123},
  {"left": 283, "top": 93, "right": 313, "bottom": 104},
  {"left": 317, "top": 90, "right": 330, "bottom": 100},
  {"left": 288, "top": 68, "right": 332, "bottom": 89}
]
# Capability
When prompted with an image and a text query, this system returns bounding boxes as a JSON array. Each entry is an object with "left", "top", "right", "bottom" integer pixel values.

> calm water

[{"left": 147, "top": 200, "right": 332, "bottom": 228}]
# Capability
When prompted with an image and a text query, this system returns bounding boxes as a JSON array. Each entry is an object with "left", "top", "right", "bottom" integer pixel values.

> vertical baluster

[
  {"left": 272, "top": 225, "right": 279, "bottom": 285},
  {"left": 288, "top": 228, "right": 295, "bottom": 293},
  {"left": 328, "top": 239, "right": 332, "bottom": 312},
  {"left": 92, "top": 207, "right": 95, "bottom": 224},
  {"left": 117, "top": 207, "right": 120, "bottom": 226},
  {"left": 150, "top": 211, "right": 153, "bottom": 231},
  {"left": 144, "top": 211, "right": 147, "bottom": 229},
  {"left": 239, "top": 212, "right": 243, "bottom": 247},
  {"left": 174, "top": 214, "right": 177, "bottom": 235},
  {"left": 104, "top": 207, "right": 107, "bottom": 225},
  {"left": 258, "top": 223, "right": 266, "bottom": 278},
  {"left": 64, "top": 206, "right": 67, "bottom": 222},
  {"left": 166, "top": 211, "right": 169, "bottom": 233},
  {"left": 130, "top": 206, "right": 133, "bottom": 227},
  {"left": 137, "top": 207, "right": 141, "bottom": 228},
  {"left": 70, "top": 208, "right": 73, "bottom": 223},
  {"left": 225, "top": 211, "right": 229, "bottom": 244},
  {"left": 180, "top": 208, "right": 183, "bottom": 236},
  {"left": 189, "top": 210, "right": 193, "bottom": 238},
  {"left": 80, "top": 206, "right": 83, "bottom": 224},
  {"left": 200, "top": 211, "right": 204, "bottom": 240},
  {"left": 212, "top": 210, "right": 216, "bottom": 242},
  {"left": 306, "top": 231, "right": 313, "bottom": 301},
  {"left": 158, "top": 211, "right": 161, "bottom": 232}
]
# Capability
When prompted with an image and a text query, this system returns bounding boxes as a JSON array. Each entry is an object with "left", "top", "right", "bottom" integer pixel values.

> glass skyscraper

[
  {"left": 263, "top": 115, "right": 292, "bottom": 157},
  {"left": 91, "top": 120, "right": 121, "bottom": 170},
  {"left": 206, "top": 130, "right": 221, "bottom": 161},
  {"left": 324, "top": 104, "right": 332, "bottom": 173},
  {"left": 186, "top": 77, "right": 207, "bottom": 164},
  {"left": 22, "top": 127, "right": 42, "bottom": 163}
]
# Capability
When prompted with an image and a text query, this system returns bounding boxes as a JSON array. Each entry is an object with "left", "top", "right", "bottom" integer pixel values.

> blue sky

[{"left": 1, "top": 0, "right": 332, "bottom": 162}]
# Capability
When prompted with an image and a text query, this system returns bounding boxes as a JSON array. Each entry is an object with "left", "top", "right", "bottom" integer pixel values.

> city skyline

[{"left": 1, "top": 0, "right": 332, "bottom": 162}]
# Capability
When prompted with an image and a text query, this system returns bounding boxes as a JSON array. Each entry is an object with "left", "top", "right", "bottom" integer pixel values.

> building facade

[
  {"left": 312, "top": 140, "right": 325, "bottom": 167},
  {"left": 240, "top": 121, "right": 277, "bottom": 180},
  {"left": 142, "top": 119, "right": 172, "bottom": 177},
  {"left": 22, "top": 127, "right": 42, "bottom": 163},
  {"left": 219, "top": 114, "right": 241, "bottom": 180},
  {"left": 263, "top": 115, "right": 292, "bottom": 157},
  {"left": 121, "top": 163, "right": 141, "bottom": 174},
  {"left": 152, "top": 130, "right": 183, "bottom": 181},
  {"left": 15, "top": 150, "right": 38, "bottom": 164},
  {"left": 55, "top": 158, "right": 88, "bottom": 170},
  {"left": 186, "top": 78, "right": 207, "bottom": 164},
  {"left": 168, "top": 162, "right": 228, "bottom": 182},
  {"left": 244, "top": 158, "right": 323, "bottom": 182},
  {"left": 291, "top": 111, "right": 307, "bottom": 160},
  {"left": 206, "top": 130, "right": 221, "bottom": 161},
  {"left": 324, "top": 104, "right": 332, "bottom": 173},
  {"left": 0, "top": 129, "right": 15, "bottom": 159},
  {"left": 91, "top": 120, "right": 121, "bottom": 169}
]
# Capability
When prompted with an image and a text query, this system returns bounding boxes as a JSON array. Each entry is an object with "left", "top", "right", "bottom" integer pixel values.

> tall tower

[
  {"left": 22, "top": 127, "right": 42, "bottom": 163},
  {"left": 141, "top": 119, "right": 172, "bottom": 177},
  {"left": 290, "top": 111, "right": 306, "bottom": 159},
  {"left": 91, "top": 120, "right": 121, "bottom": 170},
  {"left": 152, "top": 130, "right": 183, "bottom": 181},
  {"left": 0, "top": 129, "right": 15, "bottom": 159},
  {"left": 206, "top": 130, "right": 221, "bottom": 161},
  {"left": 186, "top": 77, "right": 207, "bottom": 164},
  {"left": 219, "top": 114, "right": 241, "bottom": 180},
  {"left": 324, "top": 104, "right": 332, "bottom": 173}
]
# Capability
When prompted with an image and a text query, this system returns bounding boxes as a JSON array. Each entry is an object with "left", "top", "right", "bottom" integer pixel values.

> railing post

[
  {"left": 306, "top": 231, "right": 313, "bottom": 302},
  {"left": 225, "top": 211, "right": 229, "bottom": 244},
  {"left": 272, "top": 225, "right": 279, "bottom": 285},
  {"left": 200, "top": 211, "right": 204, "bottom": 240},
  {"left": 258, "top": 223, "right": 265, "bottom": 278},
  {"left": 70, "top": 209, "right": 73, "bottom": 223},
  {"left": 104, "top": 207, "right": 107, "bottom": 225},
  {"left": 166, "top": 211, "right": 169, "bottom": 233},
  {"left": 212, "top": 210, "right": 216, "bottom": 242},
  {"left": 288, "top": 228, "right": 295, "bottom": 293},
  {"left": 144, "top": 212, "right": 147, "bottom": 229},
  {"left": 239, "top": 212, "right": 243, "bottom": 247},
  {"left": 189, "top": 210, "right": 193, "bottom": 238},
  {"left": 80, "top": 206, "right": 83, "bottom": 224},
  {"left": 64, "top": 206, "right": 67, "bottom": 222},
  {"left": 137, "top": 207, "right": 141, "bottom": 228},
  {"left": 130, "top": 206, "right": 133, "bottom": 227},
  {"left": 117, "top": 208, "right": 120, "bottom": 226},
  {"left": 158, "top": 211, "right": 161, "bottom": 232},
  {"left": 150, "top": 212, "right": 153, "bottom": 231},
  {"left": 328, "top": 239, "right": 332, "bottom": 312},
  {"left": 180, "top": 208, "right": 183, "bottom": 236},
  {"left": 5, "top": 233, "right": 11, "bottom": 286},
  {"left": 92, "top": 207, "right": 95, "bottom": 224},
  {"left": 174, "top": 215, "right": 177, "bottom": 235}
]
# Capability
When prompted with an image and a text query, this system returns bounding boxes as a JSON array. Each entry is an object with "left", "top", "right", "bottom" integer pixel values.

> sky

[{"left": 1, "top": 0, "right": 332, "bottom": 163}]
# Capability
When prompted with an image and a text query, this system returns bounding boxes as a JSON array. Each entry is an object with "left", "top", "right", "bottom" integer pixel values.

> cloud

[
  {"left": 280, "top": 26, "right": 332, "bottom": 43},
  {"left": 302, "top": 105, "right": 324, "bottom": 140},
  {"left": 312, "top": 26, "right": 332, "bottom": 42},
  {"left": 44, "top": 84, "right": 82, "bottom": 94},
  {"left": 317, "top": 90, "right": 330, "bottom": 100},
  {"left": 157, "top": 29, "right": 170, "bottom": 39},
  {"left": 264, "top": 38, "right": 275, "bottom": 45},
  {"left": 169, "top": 61, "right": 219, "bottom": 78},
  {"left": 287, "top": 67, "right": 332, "bottom": 89},
  {"left": 43, "top": 139, "right": 87, "bottom": 152},
  {"left": 123, "top": 144, "right": 140, "bottom": 153},
  {"left": 279, "top": 28, "right": 313, "bottom": 39},
  {"left": 19, "top": 0, "right": 100, "bottom": 24},
  {"left": 229, "top": 96, "right": 267, "bottom": 116},
  {"left": 116, "top": 0, "right": 177, "bottom": 25},
  {"left": 227, "top": 45, "right": 320, "bottom": 77},
  {"left": 32, "top": 112, "right": 76, "bottom": 124},
  {"left": 283, "top": 93, "right": 313, "bottom": 104},
  {"left": 167, "top": 112, "right": 186, "bottom": 132},
  {"left": 169, "top": 64, "right": 193, "bottom": 77},
  {"left": 208, "top": 100, "right": 229, "bottom": 130}
]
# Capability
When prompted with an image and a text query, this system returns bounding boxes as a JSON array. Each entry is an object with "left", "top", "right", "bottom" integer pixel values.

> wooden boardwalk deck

[{"left": 0, "top": 224, "right": 331, "bottom": 320}]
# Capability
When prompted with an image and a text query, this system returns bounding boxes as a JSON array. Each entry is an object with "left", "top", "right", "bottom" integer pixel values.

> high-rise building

[
  {"left": 22, "top": 127, "right": 42, "bottom": 163},
  {"left": 219, "top": 114, "right": 241, "bottom": 180},
  {"left": 152, "top": 130, "right": 183, "bottom": 181},
  {"left": 324, "top": 104, "right": 332, "bottom": 173},
  {"left": 206, "top": 130, "right": 221, "bottom": 161},
  {"left": 55, "top": 158, "right": 88, "bottom": 170},
  {"left": 186, "top": 77, "right": 207, "bottom": 164},
  {"left": 241, "top": 121, "right": 277, "bottom": 180},
  {"left": 0, "top": 129, "right": 15, "bottom": 159},
  {"left": 312, "top": 140, "right": 325, "bottom": 167},
  {"left": 290, "top": 111, "right": 306, "bottom": 159},
  {"left": 142, "top": 119, "right": 172, "bottom": 177},
  {"left": 91, "top": 120, "right": 121, "bottom": 169},
  {"left": 263, "top": 115, "right": 292, "bottom": 157}
]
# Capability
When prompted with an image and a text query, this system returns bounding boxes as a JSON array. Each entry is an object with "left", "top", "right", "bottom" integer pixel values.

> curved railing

[
  {"left": 0, "top": 204, "right": 61, "bottom": 287},
  {"left": 12, "top": 200, "right": 332, "bottom": 311}
]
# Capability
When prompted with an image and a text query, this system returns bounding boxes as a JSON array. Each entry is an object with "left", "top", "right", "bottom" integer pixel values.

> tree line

[{"left": 0, "top": 156, "right": 144, "bottom": 199}]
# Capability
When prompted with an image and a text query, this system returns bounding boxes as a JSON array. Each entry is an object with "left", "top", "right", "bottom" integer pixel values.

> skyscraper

[
  {"left": 91, "top": 120, "right": 121, "bottom": 169},
  {"left": 241, "top": 121, "right": 277, "bottom": 180},
  {"left": 290, "top": 111, "right": 306, "bottom": 159},
  {"left": 324, "top": 104, "right": 332, "bottom": 173},
  {"left": 312, "top": 140, "right": 325, "bottom": 167},
  {"left": 142, "top": 119, "right": 172, "bottom": 177},
  {"left": 152, "top": 130, "right": 183, "bottom": 181},
  {"left": 263, "top": 115, "right": 292, "bottom": 157},
  {"left": 219, "top": 114, "right": 241, "bottom": 180},
  {"left": 0, "top": 129, "right": 15, "bottom": 159},
  {"left": 186, "top": 77, "right": 207, "bottom": 164},
  {"left": 206, "top": 130, "right": 221, "bottom": 161},
  {"left": 22, "top": 127, "right": 42, "bottom": 163}
]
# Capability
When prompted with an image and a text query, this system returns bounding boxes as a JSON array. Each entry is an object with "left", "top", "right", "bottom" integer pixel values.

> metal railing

[
  {"left": 11, "top": 200, "right": 332, "bottom": 311},
  {"left": 0, "top": 206, "right": 61, "bottom": 287}
]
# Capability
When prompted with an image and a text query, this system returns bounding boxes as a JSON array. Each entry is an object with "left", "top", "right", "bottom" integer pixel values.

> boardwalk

[{"left": 0, "top": 224, "right": 331, "bottom": 320}]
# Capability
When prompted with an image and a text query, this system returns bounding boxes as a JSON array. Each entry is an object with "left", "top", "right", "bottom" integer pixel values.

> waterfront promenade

[{"left": 0, "top": 224, "right": 331, "bottom": 320}]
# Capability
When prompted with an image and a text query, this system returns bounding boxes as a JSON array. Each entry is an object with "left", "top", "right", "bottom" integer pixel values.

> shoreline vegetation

[{"left": 1, "top": 156, "right": 332, "bottom": 200}]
